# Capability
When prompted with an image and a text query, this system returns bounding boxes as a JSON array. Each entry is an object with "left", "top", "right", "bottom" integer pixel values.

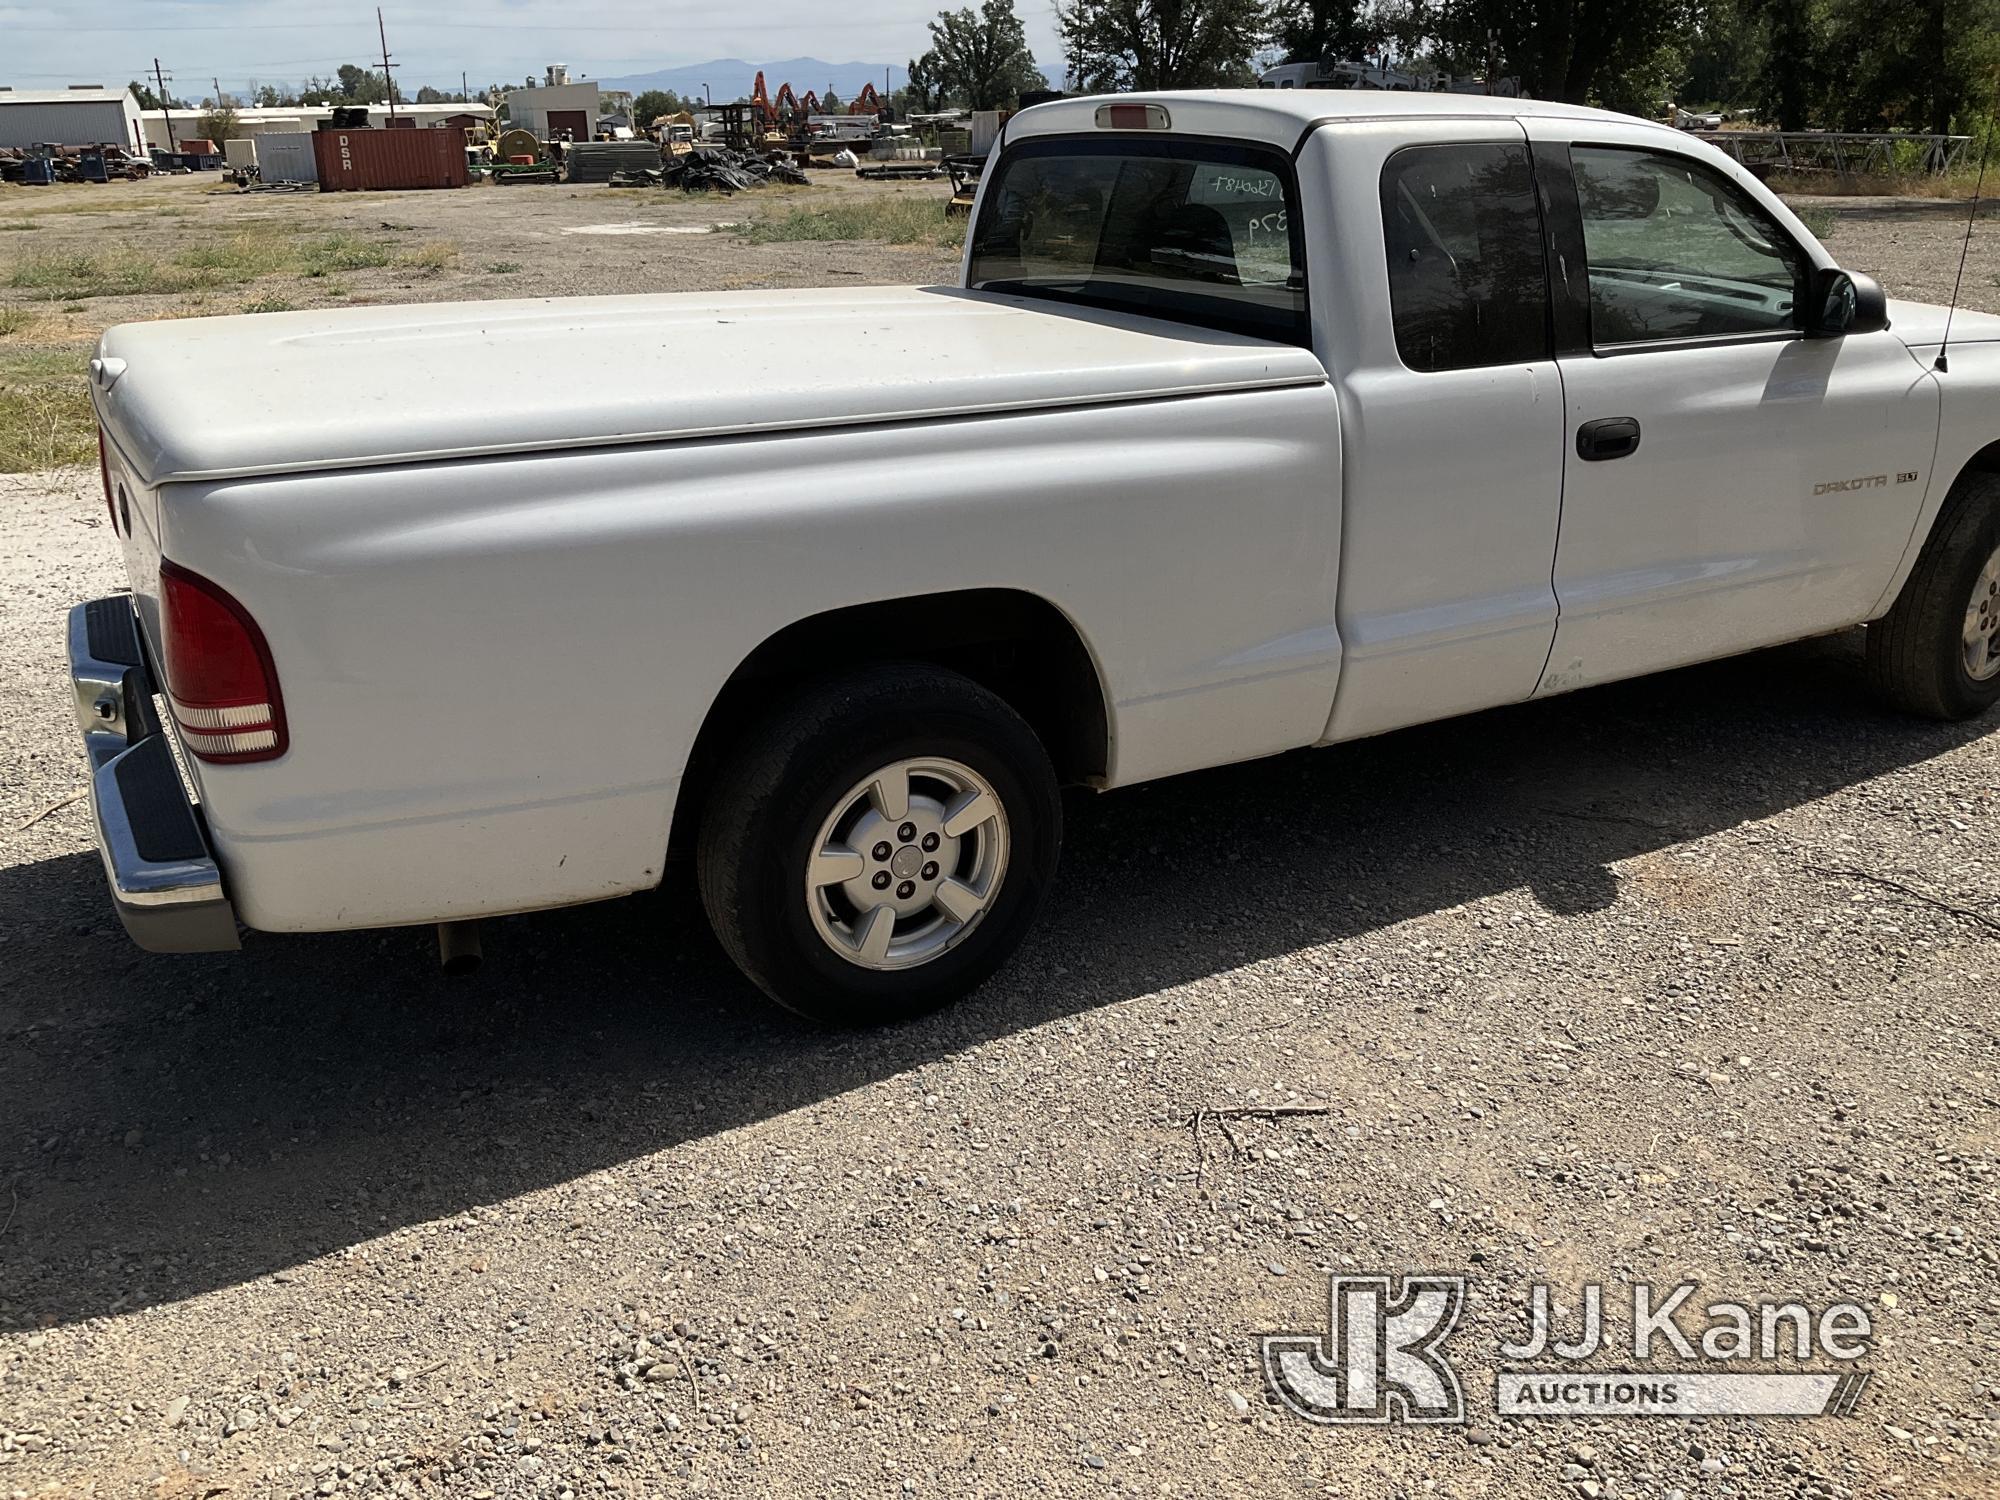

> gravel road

[{"left": 2, "top": 196, "right": 1998, "bottom": 1500}]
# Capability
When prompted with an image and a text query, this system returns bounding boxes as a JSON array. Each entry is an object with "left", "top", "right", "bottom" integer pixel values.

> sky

[{"left": 1, "top": 0, "right": 1069, "bottom": 98}]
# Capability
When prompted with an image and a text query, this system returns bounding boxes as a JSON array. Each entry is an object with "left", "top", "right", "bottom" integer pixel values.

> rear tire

[
  {"left": 696, "top": 665, "right": 1061, "bottom": 1024},
  {"left": 1866, "top": 471, "right": 2000, "bottom": 720}
]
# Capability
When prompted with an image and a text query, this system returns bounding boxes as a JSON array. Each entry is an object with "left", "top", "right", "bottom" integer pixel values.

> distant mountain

[{"left": 595, "top": 58, "right": 903, "bottom": 104}]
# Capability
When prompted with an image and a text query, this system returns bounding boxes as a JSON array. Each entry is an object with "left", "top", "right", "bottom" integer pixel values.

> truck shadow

[{"left": 0, "top": 629, "right": 1987, "bottom": 1329}]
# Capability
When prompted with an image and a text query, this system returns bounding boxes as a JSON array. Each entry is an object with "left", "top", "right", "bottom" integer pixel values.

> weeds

[
  {"left": 395, "top": 240, "right": 459, "bottom": 273},
  {"left": 736, "top": 195, "right": 964, "bottom": 248},
  {"left": 0, "top": 344, "right": 93, "bottom": 472},
  {"left": 487, "top": 260, "right": 522, "bottom": 274},
  {"left": 1766, "top": 168, "right": 1984, "bottom": 200},
  {"left": 242, "top": 294, "right": 296, "bottom": 314},
  {"left": 0, "top": 306, "right": 31, "bottom": 337},
  {"left": 2, "top": 229, "right": 410, "bottom": 299},
  {"left": 178, "top": 231, "right": 298, "bottom": 279},
  {"left": 5, "top": 248, "right": 183, "bottom": 299},
  {"left": 1795, "top": 206, "right": 1838, "bottom": 238},
  {"left": 299, "top": 234, "right": 393, "bottom": 275}
]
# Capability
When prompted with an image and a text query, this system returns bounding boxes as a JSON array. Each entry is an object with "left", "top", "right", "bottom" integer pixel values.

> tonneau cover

[{"left": 90, "top": 285, "right": 1327, "bottom": 484}]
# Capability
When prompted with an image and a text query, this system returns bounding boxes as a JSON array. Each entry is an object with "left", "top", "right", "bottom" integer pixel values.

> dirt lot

[{"left": 1, "top": 176, "right": 1998, "bottom": 1499}]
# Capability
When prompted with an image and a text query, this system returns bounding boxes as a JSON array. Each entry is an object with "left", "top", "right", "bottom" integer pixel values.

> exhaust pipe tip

[{"left": 438, "top": 920, "right": 482, "bottom": 976}]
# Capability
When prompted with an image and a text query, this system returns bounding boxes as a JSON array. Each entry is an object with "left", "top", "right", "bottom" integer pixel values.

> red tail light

[{"left": 158, "top": 560, "right": 288, "bottom": 763}]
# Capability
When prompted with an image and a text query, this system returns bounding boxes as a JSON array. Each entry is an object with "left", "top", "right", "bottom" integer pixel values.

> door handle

[{"left": 1576, "top": 416, "right": 1642, "bottom": 462}]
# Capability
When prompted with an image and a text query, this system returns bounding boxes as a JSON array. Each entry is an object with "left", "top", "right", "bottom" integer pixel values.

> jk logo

[{"left": 1262, "top": 1273, "right": 1467, "bottom": 1424}]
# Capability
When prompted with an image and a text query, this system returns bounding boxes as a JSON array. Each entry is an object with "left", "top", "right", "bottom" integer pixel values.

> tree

[
  {"left": 925, "top": 0, "right": 1047, "bottom": 109},
  {"left": 903, "top": 51, "right": 949, "bottom": 111},
  {"left": 1055, "top": 0, "right": 1269, "bottom": 91},
  {"left": 823, "top": 87, "right": 844, "bottom": 110},
  {"left": 336, "top": 63, "right": 389, "bottom": 103},
  {"left": 1381, "top": 0, "right": 1696, "bottom": 108},
  {"left": 1273, "top": 0, "right": 1375, "bottom": 64},
  {"left": 195, "top": 104, "right": 243, "bottom": 142},
  {"left": 1746, "top": 0, "right": 1818, "bottom": 129},
  {"left": 632, "top": 88, "right": 694, "bottom": 125},
  {"left": 415, "top": 84, "right": 447, "bottom": 104},
  {"left": 1812, "top": 0, "right": 1999, "bottom": 132},
  {"left": 128, "top": 79, "right": 187, "bottom": 111}
]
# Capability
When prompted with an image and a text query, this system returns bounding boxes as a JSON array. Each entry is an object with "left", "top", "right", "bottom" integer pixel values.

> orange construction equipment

[
  {"left": 849, "top": 82, "right": 881, "bottom": 115},
  {"left": 750, "top": 70, "right": 777, "bottom": 130}
]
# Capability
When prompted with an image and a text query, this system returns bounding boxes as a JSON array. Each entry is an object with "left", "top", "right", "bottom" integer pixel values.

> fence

[{"left": 1691, "top": 131, "right": 1973, "bottom": 177}]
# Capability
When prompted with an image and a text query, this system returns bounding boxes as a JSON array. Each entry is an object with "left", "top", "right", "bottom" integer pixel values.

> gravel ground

[
  {"left": 2, "top": 192, "right": 1999, "bottom": 1500},
  {"left": 0, "top": 171, "right": 962, "bottom": 341}
]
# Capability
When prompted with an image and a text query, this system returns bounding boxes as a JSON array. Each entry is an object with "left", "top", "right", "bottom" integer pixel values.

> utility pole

[
  {"left": 212, "top": 76, "right": 224, "bottom": 111},
  {"left": 461, "top": 70, "right": 469, "bottom": 106},
  {"left": 152, "top": 58, "right": 176, "bottom": 154},
  {"left": 377, "top": 6, "right": 399, "bottom": 118}
]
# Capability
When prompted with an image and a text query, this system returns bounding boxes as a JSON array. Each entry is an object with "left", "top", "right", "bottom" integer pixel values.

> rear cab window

[{"left": 966, "top": 136, "right": 1309, "bottom": 346}]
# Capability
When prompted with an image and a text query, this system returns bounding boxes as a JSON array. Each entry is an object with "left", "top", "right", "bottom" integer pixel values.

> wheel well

[
  {"left": 670, "top": 589, "right": 1110, "bottom": 856},
  {"left": 1960, "top": 438, "right": 2000, "bottom": 479}
]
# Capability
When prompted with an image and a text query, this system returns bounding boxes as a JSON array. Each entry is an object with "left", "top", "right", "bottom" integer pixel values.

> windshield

[{"left": 966, "top": 136, "right": 1309, "bottom": 345}]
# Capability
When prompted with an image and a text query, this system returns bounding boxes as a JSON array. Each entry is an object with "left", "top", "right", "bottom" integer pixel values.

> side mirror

[{"left": 1809, "top": 268, "right": 1890, "bottom": 338}]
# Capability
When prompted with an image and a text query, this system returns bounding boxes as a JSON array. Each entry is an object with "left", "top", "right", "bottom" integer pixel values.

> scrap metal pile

[
  {"left": 0, "top": 144, "right": 151, "bottom": 184},
  {"left": 608, "top": 146, "right": 811, "bottom": 193}
]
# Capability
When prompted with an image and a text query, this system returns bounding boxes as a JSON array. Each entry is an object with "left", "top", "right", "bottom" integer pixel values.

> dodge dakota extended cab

[{"left": 72, "top": 91, "right": 2000, "bottom": 1022}]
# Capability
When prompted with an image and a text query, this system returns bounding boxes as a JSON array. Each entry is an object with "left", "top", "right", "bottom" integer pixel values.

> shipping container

[
  {"left": 312, "top": 127, "right": 469, "bottom": 192},
  {"left": 223, "top": 136, "right": 257, "bottom": 171},
  {"left": 256, "top": 132, "right": 317, "bottom": 184}
]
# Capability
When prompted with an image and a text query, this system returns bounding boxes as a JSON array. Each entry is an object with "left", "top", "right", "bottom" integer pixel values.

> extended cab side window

[
  {"left": 1379, "top": 142, "right": 1548, "bottom": 372},
  {"left": 1571, "top": 146, "right": 1806, "bottom": 347}
]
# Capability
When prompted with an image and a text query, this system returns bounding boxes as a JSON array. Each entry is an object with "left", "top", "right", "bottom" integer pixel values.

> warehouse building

[
  {"left": 136, "top": 101, "right": 495, "bottom": 152},
  {"left": 0, "top": 85, "right": 145, "bottom": 150}
]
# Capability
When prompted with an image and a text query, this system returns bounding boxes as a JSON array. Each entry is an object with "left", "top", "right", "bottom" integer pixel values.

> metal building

[
  {"left": 504, "top": 67, "right": 600, "bottom": 144},
  {"left": 0, "top": 85, "right": 146, "bottom": 150}
]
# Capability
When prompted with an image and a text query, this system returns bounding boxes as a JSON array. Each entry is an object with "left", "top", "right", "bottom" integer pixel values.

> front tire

[
  {"left": 1867, "top": 472, "right": 2000, "bottom": 720},
  {"left": 696, "top": 665, "right": 1061, "bottom": 1024}
]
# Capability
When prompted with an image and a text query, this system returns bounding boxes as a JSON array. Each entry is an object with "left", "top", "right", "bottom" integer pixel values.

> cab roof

[{"left": 1003, "top": 88, "right": 1677, "bottom": 154}]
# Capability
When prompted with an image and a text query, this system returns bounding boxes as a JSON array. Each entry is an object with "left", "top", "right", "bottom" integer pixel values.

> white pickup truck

[{"left": 71, "top": 91, "right": 2000, "bottom": 1022}]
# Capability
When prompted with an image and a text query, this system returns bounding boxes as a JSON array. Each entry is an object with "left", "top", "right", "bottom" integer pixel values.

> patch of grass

[
  {"left": 0, "top": 344, "right": 93, "bottom": 472},
  {"left": 0, "top": 220, "right": 40, "bottom": 231},
  {"left": 177, "top": 230, "right": 299, "bottom": 279},
  {"left": 487, "top": 259, "right": 522, "bottom": 274},
  {"left": 242, "top": 294, "right": 296, "bottom": 314},
  {"left": 5, "top": 248, "right": 185, "bottom": 300},
  {"left": 395, "top": 239, "right": 459, "bottom": 273},
  {"left": 0, "top": 306, "right": 32, "bottom": 337},
  {"left": 298, "top": 233, "right": 393, "bottom": 276},
  {"left": 1767, "top": 167, "right": 1982, "bottom": 200},
  {"left": 1795, "top": 206, "right": 1837, "bottom": 238},
  {"left": 736, "top": 194, "right": 964, "bottom": 248}
]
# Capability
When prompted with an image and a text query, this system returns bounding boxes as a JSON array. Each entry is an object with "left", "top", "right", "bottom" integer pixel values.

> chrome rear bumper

[{"left": 67, "top": 597, "right": 240, "bottom": 952}]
